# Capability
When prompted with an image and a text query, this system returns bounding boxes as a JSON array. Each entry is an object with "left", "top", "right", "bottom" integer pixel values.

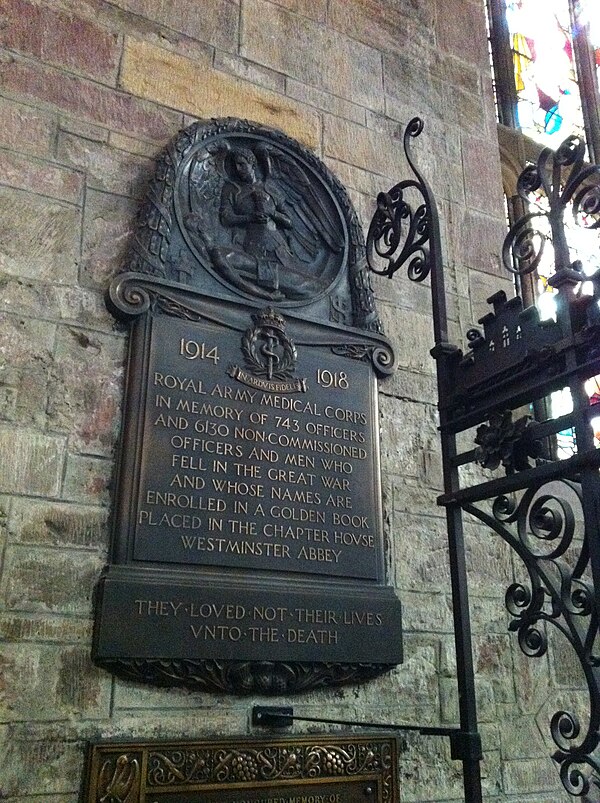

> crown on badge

[{"left": 253, "top": 307, "right": 286, "bottom": 333}]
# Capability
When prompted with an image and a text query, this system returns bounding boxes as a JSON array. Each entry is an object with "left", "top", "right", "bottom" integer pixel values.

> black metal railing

[{"left": 366, "top": 120, "right": 600, "bottom": 799}]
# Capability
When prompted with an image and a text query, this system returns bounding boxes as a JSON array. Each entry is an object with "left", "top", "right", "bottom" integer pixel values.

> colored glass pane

[
  {"left": 505, "top": 0, "right": 585, "bottom": 146},
  {"left": 550, "top": 376, "right": 600, "bottom": 460}
]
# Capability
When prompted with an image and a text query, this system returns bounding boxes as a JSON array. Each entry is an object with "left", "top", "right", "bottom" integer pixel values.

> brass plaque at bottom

[{"left": 85, "top": 734, "right": 398, "bottom": 803}]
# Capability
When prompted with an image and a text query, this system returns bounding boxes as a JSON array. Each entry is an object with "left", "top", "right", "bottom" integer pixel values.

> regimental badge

[{"left": 228, "top": 307, "right": 307, "bottom": 393}]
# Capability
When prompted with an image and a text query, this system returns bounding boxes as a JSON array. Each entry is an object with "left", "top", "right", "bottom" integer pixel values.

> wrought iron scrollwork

[
  {"left": 502, "top": 210, "right": 547, "bottom": 277},
  {"left": 366, "top": 117, "right": 435, "bottom": 282},
  {"left": 367, "top": 118, "right": 600, "bottom": 800},
  {"left": 466, "top": 130, "right": 600, "bottom": 797},
  {"left": 502, "top": 133, "right": 600, "bottom": 277},
  {"left": 464, "top": 480, "right": 600, "bottom": 796}
]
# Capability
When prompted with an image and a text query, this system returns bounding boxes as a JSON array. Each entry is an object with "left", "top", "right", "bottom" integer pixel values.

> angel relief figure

[{"left": 181, "top": 140, "right": 343, "bottom": 301}]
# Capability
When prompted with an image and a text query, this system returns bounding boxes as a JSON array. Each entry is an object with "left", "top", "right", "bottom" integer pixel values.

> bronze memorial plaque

[
  {"left": 85, "top": 735, "right": 399, "bottom": 803},
  {"left": 92, "top": 118, "right": 403, "bottom": 694}
]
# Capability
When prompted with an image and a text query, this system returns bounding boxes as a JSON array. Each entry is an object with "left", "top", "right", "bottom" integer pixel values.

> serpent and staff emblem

[
  {"left": 228, "top": 307, "right": 306, "bottom": 393},
  {"left": 241, "top": 308, "right": 297, "bottom": 380}
]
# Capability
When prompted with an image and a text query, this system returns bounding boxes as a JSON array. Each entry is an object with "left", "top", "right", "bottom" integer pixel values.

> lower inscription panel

[
  {"left": 94, "top": 568, "right": 403, "bottom": 666},
  {"left": 85, "top": 734, "right": 399, "bottom": 803}
]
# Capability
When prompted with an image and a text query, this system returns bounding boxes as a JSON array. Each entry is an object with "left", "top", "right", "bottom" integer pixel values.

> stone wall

[{"left": 0, "top": 1, "right": 574, "bottom": 800}]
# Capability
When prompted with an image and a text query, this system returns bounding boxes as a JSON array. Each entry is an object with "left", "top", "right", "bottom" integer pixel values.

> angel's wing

[
  {"left": 189, "top": 143, "right": 229, "bottom": 219},
  {"left": 186, "top": 142, "right": 231, "bottom": 246},
  {"left": 256, "top": 144, "right": 342, "bottom": 260}
]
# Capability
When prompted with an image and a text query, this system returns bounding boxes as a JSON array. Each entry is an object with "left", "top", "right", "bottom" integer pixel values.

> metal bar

[
  {"left": 451, "top": 401, "right": 600, "bottom": 467},
  {"left": 566, "top": 331, "right": 600, "bottom": 659},
  {"left": 252, "top": 707, "right": 460, "bottom": 736},
  {"left": 424, "top": 122, "right": 483, "bottom": 801},
  {"left": 485, "top": 0, "right": 518, "bottom": 129},
  {"left": 569, "top": 0, "right": 600, "bottom": 164},
  {"left": 439, "top": 444, "right": 484, "bottom": 802},
  {"left": 431, "top": 237, "right": 483, "bottom": 803},
  {"left": 439, "top": 447, "right": 600, "bottom": 506},
  {"left": 250, "top": 707, "right": 483, "bottom": 765},
  {"left": 366, "top": 117, "right": 484, "bottom": 802}
]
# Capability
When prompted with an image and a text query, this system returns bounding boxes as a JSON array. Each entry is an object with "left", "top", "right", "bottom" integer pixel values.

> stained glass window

[
  {"left": 506, "top": 0, "right": 584, "bottom": 147},
  {"left": 549, "top": 376, "right": 600, "bottom": 460},
  {"left": 486, "top": 0, "right": 600, "bottom": 158}
]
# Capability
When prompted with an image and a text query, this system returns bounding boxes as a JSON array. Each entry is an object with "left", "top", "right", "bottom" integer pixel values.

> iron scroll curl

[
  {"left": 502, "top": 133, "right": 600, "bottom": 277},
  {"left": 366, "top": 117, "right": 434, "bottom": 282},
  {"left": 464, "top": 479, "right": 600, "bottom": 798}
]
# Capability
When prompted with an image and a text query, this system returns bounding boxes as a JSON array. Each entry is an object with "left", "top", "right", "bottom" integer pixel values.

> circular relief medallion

[{"left": 175, "top": 122, "right": 349, "bottom": 306}]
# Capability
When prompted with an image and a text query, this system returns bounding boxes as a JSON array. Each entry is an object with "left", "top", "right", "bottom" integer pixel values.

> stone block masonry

[{"left": 0, "top": 0, "right": 574, "bottom": 800}]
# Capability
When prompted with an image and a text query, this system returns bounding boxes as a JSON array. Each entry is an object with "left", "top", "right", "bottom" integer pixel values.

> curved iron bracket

[
  {"left": 366, "top": 118, "right": 441, "bottom": 286},
  {"left": 463, "top": 481, "right": 600, "bottom": 797}
]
